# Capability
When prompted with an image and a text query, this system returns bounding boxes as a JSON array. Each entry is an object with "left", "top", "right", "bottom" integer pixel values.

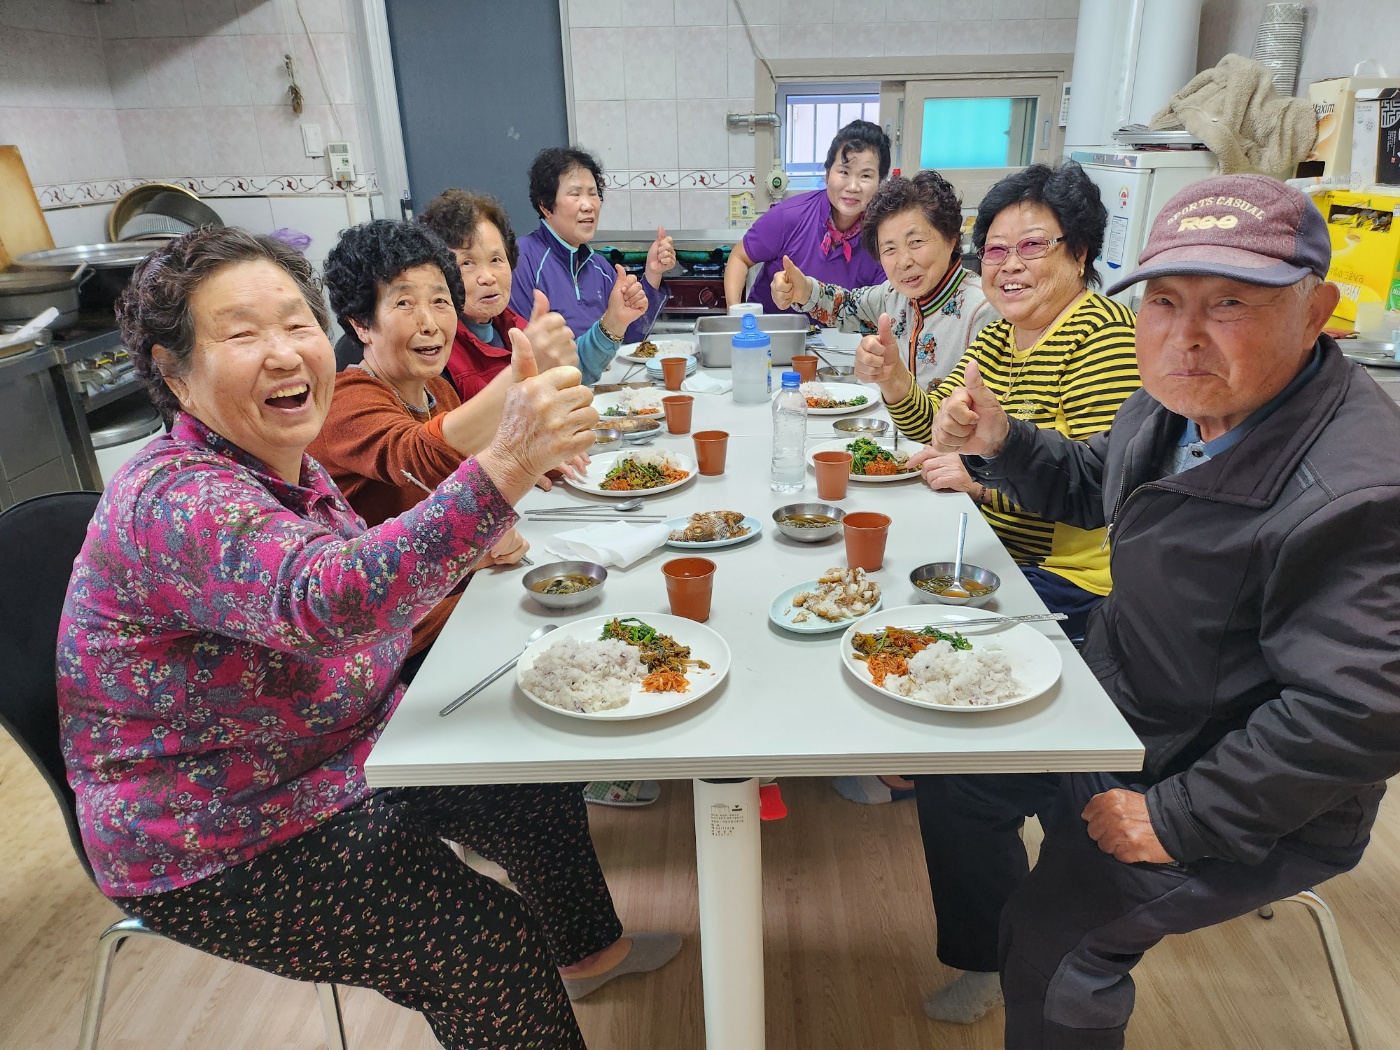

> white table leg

[{"left": 692, "top": 777, "right": 765, "bottom": 1050}]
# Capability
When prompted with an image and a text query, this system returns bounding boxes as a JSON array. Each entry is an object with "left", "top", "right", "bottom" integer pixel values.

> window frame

[{"left": 775, "top": 80, "right": 881, "bottom": 188}]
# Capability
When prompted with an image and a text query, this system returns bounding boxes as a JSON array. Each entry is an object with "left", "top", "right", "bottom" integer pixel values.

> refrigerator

[{"left": 1071, "top": 149, "right": 1220, "bottom": 307}]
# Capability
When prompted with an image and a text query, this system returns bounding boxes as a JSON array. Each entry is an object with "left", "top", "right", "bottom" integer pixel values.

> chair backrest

[
  {"left": 334, "top": 330, "right": 364, "bottom": 370},
  {"left": 0, "top": 490, "right": 102, "bottom": 880}
]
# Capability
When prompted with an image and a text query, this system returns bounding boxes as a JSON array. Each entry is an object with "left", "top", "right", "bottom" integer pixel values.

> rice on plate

[
  {"left": 881, "top": 640, "right": 1022, "bottom": 707},
  {"left": 518, "top": 637, "right": 644, "bottom": 713}
]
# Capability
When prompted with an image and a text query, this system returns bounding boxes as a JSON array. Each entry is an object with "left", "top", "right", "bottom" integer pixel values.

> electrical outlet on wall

[
  {"left": 328, "top": 142, "right": 354, "bottom": 184},
  {"left": 301, "top": 122, "right": 325, "bottom": 158}
]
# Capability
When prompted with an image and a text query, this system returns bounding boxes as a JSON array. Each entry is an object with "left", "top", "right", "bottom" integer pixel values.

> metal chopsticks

[{"left": 884, "top": 612, "right": 1069, "bottom": 631}]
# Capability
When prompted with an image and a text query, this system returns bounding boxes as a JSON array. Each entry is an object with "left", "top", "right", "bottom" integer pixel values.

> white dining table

[{"left": 364, "top": 355, "right": 1144, "bottom": 1050}]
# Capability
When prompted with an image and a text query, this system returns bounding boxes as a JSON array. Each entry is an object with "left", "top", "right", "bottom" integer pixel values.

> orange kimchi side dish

[
  {"left": 641, "top": 669, "right": 690, "bottom": 693},
  {"left": 866, "top": 651, "right": 908, "bottom": 686},
  {"left": 860, "top": 457, "right": 898, "bottom": 477}
]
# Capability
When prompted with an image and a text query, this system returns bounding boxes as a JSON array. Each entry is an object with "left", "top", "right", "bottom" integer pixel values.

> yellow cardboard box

[{"left": 1317, "top": 189, "right": 1400, "bottom": 321}]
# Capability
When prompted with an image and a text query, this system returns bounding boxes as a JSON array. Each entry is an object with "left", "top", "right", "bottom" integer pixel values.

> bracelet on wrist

[{"left": 598, "top": 318, "right": 625, "bottom": 343}]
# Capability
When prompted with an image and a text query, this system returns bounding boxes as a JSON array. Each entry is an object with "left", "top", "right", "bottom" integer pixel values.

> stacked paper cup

[{"left": 1251, "top": 3, "right": 1307, "bottom": 98}]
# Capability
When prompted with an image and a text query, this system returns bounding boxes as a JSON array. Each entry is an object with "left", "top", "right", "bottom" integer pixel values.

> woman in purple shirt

[
  {"left": 57, "top": 228, "right": 679, "bottom": 1049},
  {"left": 723, "top": 119, "right": 891, "bottom": 316}
]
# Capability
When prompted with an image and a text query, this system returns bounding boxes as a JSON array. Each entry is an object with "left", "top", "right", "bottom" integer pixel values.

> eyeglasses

[{"left": 977, "top": 236, "right": 1066, "bottom": 265}]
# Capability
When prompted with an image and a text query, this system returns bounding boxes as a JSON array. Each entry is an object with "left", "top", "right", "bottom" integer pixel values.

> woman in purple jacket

[{"left": 723, "top": 120, "right": 891, "bottom": 317}]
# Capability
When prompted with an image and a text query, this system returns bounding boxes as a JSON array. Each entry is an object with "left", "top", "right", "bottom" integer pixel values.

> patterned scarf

[{"left": 820, "top": 214, "right": 863, "bottom": 262}]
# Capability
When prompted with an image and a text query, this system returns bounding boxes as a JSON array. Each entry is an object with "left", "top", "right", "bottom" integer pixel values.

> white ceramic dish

[
  {"left": 617, "top": 339, "right": 697, "bottom": 365},
  {"left": 789, "top": 382, "right": 880, "bottom": 416},
  {"left": 807, "top": 439, "right": 922, "bottom": 484},
  {"left": 593, "top": 388, "right": 666, "bottom": 420},
  {"left": 516, "top": 612, "right": 730, "bottom": 721},
  {"left": 768, "top": 580, "right": 883, "bottom": 635},
  {"left": 644, "top": 356, "right": 699, "bottom": 378},
  {"left": 563, "top": 450, "right": 698, "bottom": 498},
  {"left": 662, "top": 514, "right": 763, "bottom": 550},
  {"left": 840, "top": 606, "right": 1063, "bottom": 712}
]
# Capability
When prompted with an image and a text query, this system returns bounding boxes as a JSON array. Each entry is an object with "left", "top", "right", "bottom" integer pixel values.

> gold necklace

[{"left": 354, "top": 362, "right": 435, "bottom": 414}]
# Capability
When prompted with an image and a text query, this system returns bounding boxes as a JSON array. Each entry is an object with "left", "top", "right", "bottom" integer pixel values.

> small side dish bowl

[
  {"left": 772, "top": 503, "right": 846, "bottom": 543},
  {"left": 816, "top": 364, "right": 859, "bottom": 384},
  {"left": 832, "top": 417, "right": 890, "bottom": 438},
  {"left": 612, "top": 416, "right": 663, "bottom": 443},
  {"left": 592, "top": 427, "right": 622, "bottom": 449},
  {"left": 522, "top": 560, "right": 608, "bottom": 609},
  {"left": 909, "top": 561, "right": 1001, "bottom": 607}
]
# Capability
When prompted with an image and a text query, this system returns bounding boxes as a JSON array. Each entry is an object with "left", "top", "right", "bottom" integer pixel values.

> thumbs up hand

[
  {"left": 930, "top": 359, "right": 1010, "bottom": 457},
  {"left": 520, "top": 289, "right": 578, "bottom": 372},
  {"left": 603, "top": 263, "right": 649, "bottom": 337},
  {"left": 644, "top": 225, "right": 675, "bottom": 288},
  {"left": 770, "top": 255, "right": 811, "bottom": 310},
  {"left": 854, "top": 313, "right": 913, "bottom": 405}
]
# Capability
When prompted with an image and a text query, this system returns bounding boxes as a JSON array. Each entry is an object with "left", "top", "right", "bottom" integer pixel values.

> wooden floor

[{"left": 4, "top": 728, "right": 1399, "bottom": 1050}]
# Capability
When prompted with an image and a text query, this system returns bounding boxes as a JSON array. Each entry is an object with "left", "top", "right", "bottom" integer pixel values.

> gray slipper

[{"left": 561, "top": 932, "right": 683, "bottom": 1001}]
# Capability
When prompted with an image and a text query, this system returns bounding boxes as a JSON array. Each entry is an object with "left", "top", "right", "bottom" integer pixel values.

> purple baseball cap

[{"left": 1106, "top": 174, "right": 1331, "bottom": 295}]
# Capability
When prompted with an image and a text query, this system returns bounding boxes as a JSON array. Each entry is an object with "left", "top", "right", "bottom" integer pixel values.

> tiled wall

[
  {"left": 0, "top": 0, "right": 375, "bottom": 212},
  {"left": 567, "top": 0, "right": 1079, "bottom": 231}
]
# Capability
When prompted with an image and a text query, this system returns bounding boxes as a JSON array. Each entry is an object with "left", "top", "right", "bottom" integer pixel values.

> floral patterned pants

[{"left": 115, "top": 783, "right": 622, "bottom": 1049}]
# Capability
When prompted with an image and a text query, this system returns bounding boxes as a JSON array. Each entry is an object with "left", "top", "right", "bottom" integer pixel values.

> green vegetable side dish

[
  {"left": 603, "top": 406, "right": 625, "bottom": 416},
  {"left": 917, "top": 626, "right": 973, "bottom": 650},
  {"left": 600, "top": 616, "right": 660, "bottom": 645},
  {"left": 844, "top": 436, "right": 915, "bottom": 476}
]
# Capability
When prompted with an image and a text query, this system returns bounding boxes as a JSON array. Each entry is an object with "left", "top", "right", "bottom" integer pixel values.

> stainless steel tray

[
  {"left": 696, "top": 314, "right": 807, "bottom": 368},
  {"left": 1342, "top": 337, "right": 1400, "bottom": 368}
]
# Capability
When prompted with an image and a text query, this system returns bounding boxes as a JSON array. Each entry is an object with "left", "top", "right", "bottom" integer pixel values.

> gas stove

[{"left": 598, "top": 237, "right": 733, "bottom": 319}]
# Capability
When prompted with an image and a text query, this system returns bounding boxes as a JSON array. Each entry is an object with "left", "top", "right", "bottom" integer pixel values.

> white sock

[{"left": 923, "top": 970, "right": 1003, "bottom": 1024}]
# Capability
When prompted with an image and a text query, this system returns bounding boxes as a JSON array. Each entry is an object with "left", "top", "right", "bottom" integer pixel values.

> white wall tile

[
  {"left": 95, "top": 0, "right": 141, "bottom": 39},
  {"left": 0, "top": 108, "right": 68, "bottom": 183},
  {"left": 233, "top": 0, "right": 284, "bottom": 36},
  {"left": 118, "top": 106, "right": 213, "bottom": 176},
  {"left": 105, "top": 40, "right": 152, "bottom": 110},
  {"left": 575, "top": 100, "right": 630, "bottom": 171},
  {"left": 849, "top": 0, "right": 887, "bottom": 20},
  {"left": 241, "top": 33, "right": 294, "bottom": 106},
  {"left": 1043, "top": 0, "right": 1077, "bottom": 16},
  {"left": 142, "top": 39, "right": 202, "bottom": 107},
  {"left": 268, "top": 194, "right": 350, "bottom": 270},
  {"left": 133, "top": 0, "right": 190, "bottom": 37},
  {"left": 0, "top": 33, "right": 41, "bottom": 108},
  {"left": 44, "top": 204, "right": 116, "bottom": 248},
  {"left": 884, "top": 0, "right": 932, "bottom": 21},
  {"left": 65, "top": 34, "right": 118, "bottom": 109},
  {"left": 290, "top": 33, "right": 354, "bottom": 105},
  {"left": 729, "top": 0, "right": 779, "bottom": 24},
  {"left": 887, "top": 20, "right": 940, "bottom": 57},
  {"left": 989, "top": 18, "right": 1044, "bottom": 53},
  {"left": 937, "top": 20, "right": 991, "bottom": 55},
  {"left": 253, "top": 103, "right": 319, "bottom": 173},
  {"left": 677, "top": 97, "right": 731, "bottom": 169},
  {"left": 192, "top": 34, "right": 252, "bottom": 106},
  {"left": 1041, "top": 17, "right": 1076, "bottom": 52},
  {"left": 778, "top": 22, "right": 832, "bottom": 59},
  {"left": 625, "top": 99, "right": 679, "bottom": 169},
  {"left": 620, "top": 0, "right": 673, "bottom": 27},
  {"left": 680, "top": 187, "right": 729, "bottom": 228},
  {"left": 844, "top": 22, "right": 886, "bottom": 58},
  {"left": 204, "top": 105, "right": 263, "bottom": 172},
  {"left": 675, "top": 26, "right": 729, "bottom": 99},
  {"left": 67, "top": 108, "right": 131, "bottom": 181},
  {"left": 674, "top": 0, "right": 727, "bottom": 27},
  {"left": 991, "top": 0, "right": 1042, "bottom": 17},
  {"left": 183, "top": 0, "right": 242, "bottom": 35},
  {"left": 622, "top": 26, "right": 676, "bottom": 99},
  {"left": 293, "top": 0, "right": 345, "bottom": 33},
  {"left": 4, "top": 0, "right": 98, "bottom": 36},
  {"left": 568, "top": 0, "right": 622, "bottom": 28},
  {"left": 780, "top": 0, "right": 832, "bottom": 24},
  {"left": 599, "top": 186, "right": 631, "bottom": 229},
  {"left": 207, "top": 194, "right": 276, "bottom": 233},
  {"left": 727, "top": 22, "right": 778, "bottom": 99},
  {"left": 728, "top": 96, "right": 762, "bottom": 168},
  {"left": 629, "top": 188, "right": 680, "bottom": 229},
  {"left": 570, "top": 28, "right": 626, "bottom": 100}
]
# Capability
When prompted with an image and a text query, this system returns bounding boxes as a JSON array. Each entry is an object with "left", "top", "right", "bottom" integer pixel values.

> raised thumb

[
  {"left": 509, "top": 327, "right": 539, "bottom": 382},
  {"left": 963, "top": 359, "right": 995, "bottom": 404},
  {"left": 782, "top": 254, "right": 801, "bottom": 280},
  {"left": 529, "top": 288, "right": 550, "bottom": 324},
  {"left": 877, "top": 312, "right": 897, "bottom": 351},
  {"left": 614, "top": 263, "right": 629, "bottom": 284}
]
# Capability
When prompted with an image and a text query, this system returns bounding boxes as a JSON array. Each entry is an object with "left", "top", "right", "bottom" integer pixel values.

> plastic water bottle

[
  {"left": 731, "top": 313, "right": 771, "bottom": 404},
  {"left": 770, "top": 370, "right": 807, "bottom": 493}
]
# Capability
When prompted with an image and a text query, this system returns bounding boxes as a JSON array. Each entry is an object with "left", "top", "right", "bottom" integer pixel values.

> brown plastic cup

[
  {"left": 663, "top": 556, "right": 716, "bottom": 621},
  {"left": 843, "top": 511, "right": 891, "bottom": 571},
  {"left": 813, "top": 450, "right": 854, "bottom": 501},
  {"left": 662, "top": 394, "right": 694, "bottom": 433},
  {"left": 692, "top": 430, "right": 729, "bottom": 475},
  {"left": 791, "top": 354, "right": 818, "bottom": 383},
  {"left": 661, "top": 355, "right": 687, "bottom": 390}
]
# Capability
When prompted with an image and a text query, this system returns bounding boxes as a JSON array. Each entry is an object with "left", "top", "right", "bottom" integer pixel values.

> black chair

[{"left": 0, "top": 492, "right": 348, "bottom": 1050}]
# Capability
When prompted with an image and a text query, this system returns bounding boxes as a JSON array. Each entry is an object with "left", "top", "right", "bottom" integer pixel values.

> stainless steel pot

[
  {"left": 0, "top": 265, "right": 91, "bottom": 329},
  {"left": 15, "top": 243, "right": 158, "bottom": 321}
]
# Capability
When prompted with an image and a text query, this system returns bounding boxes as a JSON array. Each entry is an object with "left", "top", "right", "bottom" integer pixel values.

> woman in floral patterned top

[
  {"left": 56, "top": 228, "right": 678, "bottom": 1048},
  {"left": 772, "top": 170, "right": 998, "bottom": 391}
]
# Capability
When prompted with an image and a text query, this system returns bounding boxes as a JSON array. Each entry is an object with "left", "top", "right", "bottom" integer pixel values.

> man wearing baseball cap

[{"left": 923, "top": 173, "right": 1400, "bottom": 1047}]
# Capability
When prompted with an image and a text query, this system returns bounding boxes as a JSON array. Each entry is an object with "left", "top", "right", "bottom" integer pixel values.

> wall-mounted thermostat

[{"left": 328, "top": 142, "right": 354, "bottom": 183}]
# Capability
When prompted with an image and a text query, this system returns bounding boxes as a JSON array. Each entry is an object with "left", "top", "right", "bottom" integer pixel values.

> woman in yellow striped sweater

[
  {"left": 857, "top": 162, "right": 1140, "bottom": 644},
  {"left": 850, "top": 163, "right": 1142, "bottom": 1027}
]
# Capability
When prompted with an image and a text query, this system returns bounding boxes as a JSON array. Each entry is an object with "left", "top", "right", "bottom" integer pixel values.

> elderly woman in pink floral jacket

[{"left": 56, "top": 227, "right": 679, "bottom": 1050}]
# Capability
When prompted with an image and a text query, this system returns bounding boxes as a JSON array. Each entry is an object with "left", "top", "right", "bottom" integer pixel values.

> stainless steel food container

[
  {"left": 771, "top": 503, "right": 846, "bottom": 543},
  {"left": 909, "top": 561, "right": 1001, "bottom": 607},
  {"left": 521, "top": 560, "right": 608, "bottom": 609},
  {"left": 696, "top": 314, "right": 807, "bottom": 368}
]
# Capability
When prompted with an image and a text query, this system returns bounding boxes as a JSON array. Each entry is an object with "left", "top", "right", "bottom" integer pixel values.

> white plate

[
  {"left": 645, "top": 356, "right": 699, "bottom": 376},
  {"left": 593, "top": 388, "right": 666, "bottom": 420},
  {"left": 802, "top": 393, "right": 878, "bottom": 416},
  {"left": 563, "top": 450, "right": 698, "bottom": 498},
  {"left": 617, "top": 339, "right": 697, "bottom": 365},
  {"left": 840, "top": 606, "right": 1063, "bottom": 712},
  {"left": 516, "top": 612, "right": 730, "bottom": 721},
  {"left": 807, "top": 438, "right": 922, "bottom": 483},
  {"left": 662, "top": 514, "right": 762, "bottom": 550},
  {"left": 768, "top": 580, "right": 883, "bottom": 634}
]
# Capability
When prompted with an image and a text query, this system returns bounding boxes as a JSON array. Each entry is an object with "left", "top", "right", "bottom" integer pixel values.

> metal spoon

[
  {"left": 945, "top": 511, "right": 970, "bottom": 598},
  {"left": 531, "top": 496, "right": 647, "bottom": 513},
  {"left": 440, "top": 624, "right": 556, "bottom": 716}
]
